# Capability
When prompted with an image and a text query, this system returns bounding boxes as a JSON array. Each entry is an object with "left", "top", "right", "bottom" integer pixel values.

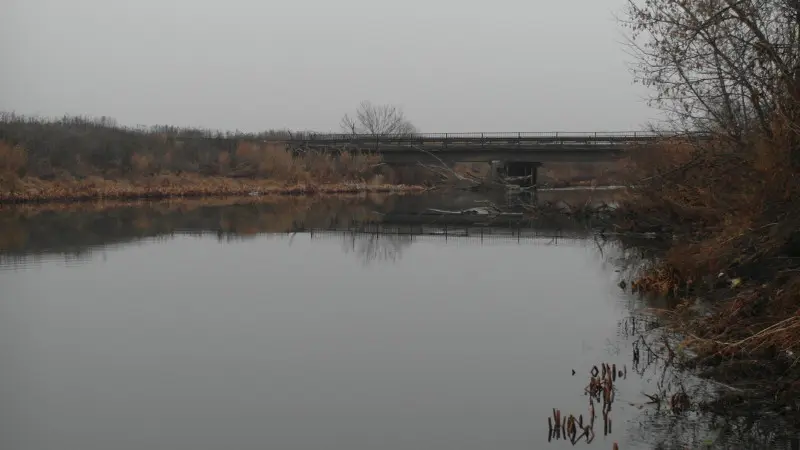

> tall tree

[
  {"left": 340, "top": 101, "right": 416, "bottom": 137},
  {"left": 624, "top": 0, "right": 800, "bottom": 147}
]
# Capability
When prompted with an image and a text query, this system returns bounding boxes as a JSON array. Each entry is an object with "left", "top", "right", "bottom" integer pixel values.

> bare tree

[
  {"left": 623, "top": 0, "right": 800, "bottom": 151},
  {"left": 340, "top": 101, "right": 417, "bottom": 137}
]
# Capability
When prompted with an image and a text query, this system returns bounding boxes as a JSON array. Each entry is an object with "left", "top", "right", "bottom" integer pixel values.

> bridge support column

[{"left": 501, "top": 161, "right": 540, "bottom": 188}]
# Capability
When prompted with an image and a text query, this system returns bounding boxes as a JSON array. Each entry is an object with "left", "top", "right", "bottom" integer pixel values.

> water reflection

[
  {"left": 0, "top": 193, "right": 597, "bottom": 268},
  {"left": 337, "top": 232, "right": 413, "bottom": 265},
  {"left": 0, "top": 193, "right": 797, "bottom": 449}
]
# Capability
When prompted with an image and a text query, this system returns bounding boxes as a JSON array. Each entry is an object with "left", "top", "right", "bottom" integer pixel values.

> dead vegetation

[
  {"left": 0, "top": 136, "right": 424, "bottom": 204},
  {"left": 0, "top": 173, "right": 423, "bottom": 204},
  {"left": 617, "top": 120, "right": 800, "bottom": 415},
  {"left": 548, "top": 362, "right": 626, "bottom": 446}
]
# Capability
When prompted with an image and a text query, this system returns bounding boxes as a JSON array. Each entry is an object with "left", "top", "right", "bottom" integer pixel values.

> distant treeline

[
  {"left": 0, "top": 113, "right": 444, "bottom": 186},
  {"left": 0, "top": 113, "right": 305, "bottom": 178}
]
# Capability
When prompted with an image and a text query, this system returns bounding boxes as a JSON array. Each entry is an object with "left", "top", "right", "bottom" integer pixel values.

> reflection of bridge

[
  {"left": 290, "top": 223, "right": 594, "bottom": 242},
  {"left": 0, "top": 211, "right": 600, "bottom": 270},
  {"left": 283, "top": 207, "right": 598, "bottom": 238},
  {"left": 296, "top": 224, "right": 593, "bottom": 266},
  {"left": 0, "top": 193, "right": 603, "bottom": 269}
]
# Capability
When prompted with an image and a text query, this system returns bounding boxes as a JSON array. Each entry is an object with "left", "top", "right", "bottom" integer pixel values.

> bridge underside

[
  {"left": 495, "top": 161, "right": 541, "bottom": 187},
  {"left": 287, "top": 145, "right": 627, "bottom": 188},
  {"left": 373, "top": 147, "right": 625, "bottom": 164}
]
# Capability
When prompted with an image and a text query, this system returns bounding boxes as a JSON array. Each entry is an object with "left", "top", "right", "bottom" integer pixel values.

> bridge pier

[{"left": 491, "top": 161, "right": 540, "bottom": 187}]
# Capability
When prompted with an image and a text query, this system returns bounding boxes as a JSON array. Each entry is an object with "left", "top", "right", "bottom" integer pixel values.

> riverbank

[
  {"left": 0, "top": 174, "right": 426, "bottom": 205},
  {"left": 613, "top": 132, "right": 800, "bottom": 420}
]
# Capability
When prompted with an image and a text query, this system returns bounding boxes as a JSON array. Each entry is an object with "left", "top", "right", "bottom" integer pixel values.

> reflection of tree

[
  {"left": 0, "top": 197, "right": 393, "bottom": 261},
  {"left": 339, "top": 232, "right": 413, "bottom": 265}
]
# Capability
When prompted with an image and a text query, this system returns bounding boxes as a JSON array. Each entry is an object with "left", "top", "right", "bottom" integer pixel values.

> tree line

[{"left": 0, "top": 101, "right": 417, "bottom": 179}]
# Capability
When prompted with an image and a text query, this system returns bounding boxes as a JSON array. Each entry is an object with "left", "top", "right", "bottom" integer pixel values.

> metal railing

[
  {"left": 165, "top": 131, "right": 709, "bottom": 145},
  {"left": 288, "top": 131, "right": 669, "bottom": 141},
  {"left": 285, "top": 131, "right": 710, "bottom": 143}
]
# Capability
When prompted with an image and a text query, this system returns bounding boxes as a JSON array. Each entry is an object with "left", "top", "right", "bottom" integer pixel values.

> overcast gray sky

[{"left": 1, "top": 0, "right": 658, "bottom": 133}]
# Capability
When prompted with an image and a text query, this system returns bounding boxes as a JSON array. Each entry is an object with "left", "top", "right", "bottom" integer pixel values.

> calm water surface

[{"left": 0, "top": 194, "right": 786, "bottom": 449}]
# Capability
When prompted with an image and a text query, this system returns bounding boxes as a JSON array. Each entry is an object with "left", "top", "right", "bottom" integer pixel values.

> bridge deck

[
  {"left": 282, "top": 131, "right": 701, "bottom": 164},
  {"left": 287, "top": 132, "right": 665, "bottom": 148}
]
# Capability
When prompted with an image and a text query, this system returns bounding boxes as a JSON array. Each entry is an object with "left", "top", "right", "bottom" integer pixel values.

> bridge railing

[
  {"left": 168, "top": 131, "right": 709, "bottom": 147},
  {"left": 284, "top": 131, "right": 708, "bottom": 144},
  {"left": 287, "top": 131, "right": 667, "bottom": 141}
]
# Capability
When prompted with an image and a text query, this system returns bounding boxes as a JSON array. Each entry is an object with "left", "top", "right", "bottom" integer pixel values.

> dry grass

[
  {"left": 0, "top": 137, "right": 424, "bottom": 204},
  {"left": 0, "top": 191, "right": 398, "bottom": 216},
  {"left": 0, "top": 190, "right": 408, "bottom": 216},
  {"left": 0, "top": 173, "right": 424, "bottom": 204}
]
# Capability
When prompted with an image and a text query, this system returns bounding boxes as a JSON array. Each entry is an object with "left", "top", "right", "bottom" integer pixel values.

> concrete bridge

[
  {"left": 286, "top": 131, "right": 668, "bottom": 164},
  {"left": 285, "top": 131, "right": 699, "bottom": 186}
]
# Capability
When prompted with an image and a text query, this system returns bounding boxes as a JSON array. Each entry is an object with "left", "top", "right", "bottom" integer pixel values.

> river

[{"left": 0, "top": 192, "right": 792, "bottom": 449}]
